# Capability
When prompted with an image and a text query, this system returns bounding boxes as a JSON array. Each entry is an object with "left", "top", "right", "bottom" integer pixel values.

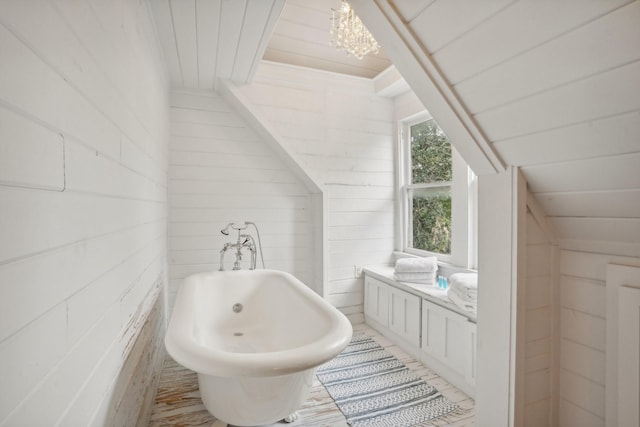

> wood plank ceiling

[
  {"left": 353, "top": 0, "right": 640, "bottom": 251},
  {"left": 149, "top": 0, "right": 392, "bottom": 90},
  {"left": 264, "top": 0, "right": 392, "bottom": 78},
  {"left": 150, "top": 0, "right": 286, "bottom": 89},
  {"left": 150, "top": 0, "right": 640, "bottom": 251}
]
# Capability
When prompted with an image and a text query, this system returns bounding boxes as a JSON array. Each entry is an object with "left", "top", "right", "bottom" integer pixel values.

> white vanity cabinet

[{"left": 363, "top": 269, "right": 476, "bottom": 397}]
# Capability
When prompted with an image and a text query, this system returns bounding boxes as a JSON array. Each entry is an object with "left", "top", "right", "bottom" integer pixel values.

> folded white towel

[
  {"left": 395, "top": 256, "right": 438, "bottom": 273},
  {"left": 394, "top": 276, "right": 436, "bottom": 285},
  {"left": 449, "top": 272, "right": 478, "bottom": 292},
  {"left": 394, "top": 271, "right": 437, "bottom": 281},
  {"left": 449, "top": 285, "right": 477, "bottom": 303},
  {"left": 448, "top": 288, "right": 477, "bottom": 314}
]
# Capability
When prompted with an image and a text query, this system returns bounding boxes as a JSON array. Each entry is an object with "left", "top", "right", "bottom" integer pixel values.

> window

[{"left": 399, "top": 115, "right": 477, "bottom": 268}]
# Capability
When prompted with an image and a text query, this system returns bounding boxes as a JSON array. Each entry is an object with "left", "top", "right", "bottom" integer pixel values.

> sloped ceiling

[
  {"left": 264, "top": 0, "right": 392, "bottom": 78},
  {"left": 149, "top": 0, "right": 392, "bottom": 89},
  {"left": 352, "top": 0, "right": 640, "bottom": 252},
  {"left": 149, "top": 0, "right": 286, "bottom": 89},
  {"left": 150, "top": 0, "right": 640, "bottom": 252}
]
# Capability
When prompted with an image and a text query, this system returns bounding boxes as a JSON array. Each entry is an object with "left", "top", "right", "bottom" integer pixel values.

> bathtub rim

[{"left": 165, "top": 269, "right": 353, "bottom": 378}]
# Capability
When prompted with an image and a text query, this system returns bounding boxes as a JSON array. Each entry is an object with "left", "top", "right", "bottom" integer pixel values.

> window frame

[{"left": 398, "top": 113, "right": 477, "bottom": 269}]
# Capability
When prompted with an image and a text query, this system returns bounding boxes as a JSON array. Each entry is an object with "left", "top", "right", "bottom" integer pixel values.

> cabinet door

[
  {"left": 422, "top": 300, "right": 447, "bottom": 359},
  {"left": 422, "top": 300, "right": 471, "bottom": 375},
  {"left": 443, "top": 310, "right": 469, "bottom": 375},
  {"left": 364, "top": 276, "right": 389, "bottom": 327},
  {"left": 389, "top": 287, "right": 421, "bottom": 347}
]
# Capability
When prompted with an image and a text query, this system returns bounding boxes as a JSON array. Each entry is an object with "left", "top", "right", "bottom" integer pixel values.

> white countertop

[{"left": 363, "top": 265, "right": 477, "bottom": 322}]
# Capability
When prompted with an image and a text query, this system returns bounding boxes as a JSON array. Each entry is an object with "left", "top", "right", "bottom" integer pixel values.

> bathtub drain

[
  {"left": 232, "top": 303, "right": 243, "bottom": 313},
  {"left": 233, "top": 332, "right": 244, "bottom": 337}
]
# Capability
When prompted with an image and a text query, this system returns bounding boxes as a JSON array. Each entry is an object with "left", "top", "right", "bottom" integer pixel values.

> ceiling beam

[{"left": 350, "top": 0, "right": 505, "bottom": 175}]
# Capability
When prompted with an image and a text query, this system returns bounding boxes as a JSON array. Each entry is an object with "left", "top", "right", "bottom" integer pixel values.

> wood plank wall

[
  {"left": 524, "top": 212, "right": 555, "bottom": 426},
  {"left": 238, "top": 62, "right": 395, "bottom": 322},
  {"left": 0, "top": 1, "right": 169, "bottom": 425},
  {"left": 167, "top": 90, "right": 314, "bottom": 305},
  {"left": 560, "top": 250, "right": 640, "bottom": 426}
]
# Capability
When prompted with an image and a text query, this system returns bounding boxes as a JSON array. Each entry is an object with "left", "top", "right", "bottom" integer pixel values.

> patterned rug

[{"left": 316, "top": 333, "right": 462, "bottom": 427}]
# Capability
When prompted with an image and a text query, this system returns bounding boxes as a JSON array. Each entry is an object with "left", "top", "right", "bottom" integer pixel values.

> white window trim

[{"left": 397, "top": 113, "right": 477, "bottom": 269}]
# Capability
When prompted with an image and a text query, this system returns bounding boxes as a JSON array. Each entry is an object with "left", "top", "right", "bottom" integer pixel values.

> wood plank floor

[{"left": 149, "top": 323, "right": 475, "bottom": 426}]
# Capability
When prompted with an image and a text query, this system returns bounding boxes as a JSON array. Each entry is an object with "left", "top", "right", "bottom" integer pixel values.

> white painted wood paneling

[
  {"left": 167, "top": 90, "right": 314, "bottom": 301},
  {"left": 196, "top": 0, "right": 221, "bottom": 89},
  {"left": 523, "top": 153, "right": 640, "bottom": 194},
  {"left": 358, "top": 0, "right": 640, "bottom": 262},
  {"left": 233, "top": 0, "right": 287, "bottom": 83},
  {"left": 149, "top": 0, "right": 183, "bottom": 86},
  {"left": 0, "top": 0, "right": 169, "bottom": 425},
  {"left": 151, "top": 0, "right": 285, "bottom": 89},
  {"left": 524, "top": 210, "right": 556, "bottom": 426},
  {"left": 215, "top": 0, "right": 247, "bottom": 83},
  {"left": 493, "top": 111, "right": 640, "bottom": 168},
  {"left": 616, "top": 284, "right": 640, "bottom": 426},
  {"left": 440, "top": 0, "right": 635, "bottom": 87},
  {"left": 171, "top": 0, "right": 199, "bottom": 88},
  {"left": 476, "top": 167, "right": 527, "bottom": 427},
  {"left": 351, "top": 0, "right": 504, "bottom": 176},
  {"left": 604, "top": 264, "right": 640, "bottom": 427},
  {"left": 536, "top": 188, "right": 640, "bottom": 219},
  {"left": 406, "top": 0, "right": 514, "bottom": 54},
  {"left": 391, "top": 0, "right": 436, "bottom": 23},
  {"left": 560, "top": 251, "right": 640, "bottom": 426},
  {"left": 236, "top": 62, "right": 395, "bottom": 319},
  {"left": 264, "top": 0, "right": 392, "bottom": 78},
  {"left": 476, "top": 60, "right": 640, "bottom": 143},
  {"left": 0, "top": 106, "right": 64, "bottom": 191}
]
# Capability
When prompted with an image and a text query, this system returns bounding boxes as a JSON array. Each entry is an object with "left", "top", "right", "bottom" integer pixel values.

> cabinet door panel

[
  {"left": 422, "top": 301, "right": 447, "bottom": 358},
  {"left": 364, "top": 276, "right": 389, "bottom": 326},
  {"left": 422, "top": 299, "right": 475, "bottom": 378},
  {"left": 389, "top": 288, "right": 421, "bottom": 346},
  {"left": 444, "top": 311, "right": 468, "bottom": 374}
]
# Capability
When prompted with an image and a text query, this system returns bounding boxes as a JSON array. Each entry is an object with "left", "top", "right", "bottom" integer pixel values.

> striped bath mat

[{"left": 317, "top": 333, "right": 461, "bottom": 426}]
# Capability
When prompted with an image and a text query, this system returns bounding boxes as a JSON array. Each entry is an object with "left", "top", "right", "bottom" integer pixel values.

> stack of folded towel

[
  {"left": 394, "top": 256, "right": 438, "bottom": 285},
  {"left": 447, "top": 272, "right": 478, "bottom": 314}
]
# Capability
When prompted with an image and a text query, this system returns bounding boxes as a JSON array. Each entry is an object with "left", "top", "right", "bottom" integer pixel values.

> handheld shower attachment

[
  {"left": 220, "top": 222, "right": 248, "bottom": 235},
  {"left": 220, "top": 223, "right": 234, "bottom": 235}
]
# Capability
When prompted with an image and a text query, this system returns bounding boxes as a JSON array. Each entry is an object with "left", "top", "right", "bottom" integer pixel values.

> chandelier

[{"left": 330, "top": 0, "right": 379, "bottom": 60}]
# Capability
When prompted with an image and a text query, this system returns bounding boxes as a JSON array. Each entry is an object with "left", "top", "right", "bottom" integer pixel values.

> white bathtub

[{"left": 165, "top": 269, "right": 353, "bottom": 426}]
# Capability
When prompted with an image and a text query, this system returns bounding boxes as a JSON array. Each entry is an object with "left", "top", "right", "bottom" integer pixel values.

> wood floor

[{"left": 148, "top": 323, "right": 475, "bottom": 426}]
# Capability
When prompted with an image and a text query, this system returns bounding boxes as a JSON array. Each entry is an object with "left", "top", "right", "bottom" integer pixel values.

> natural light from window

[{"left": 400, "top": 115, "right": 477, "bottom": 269}]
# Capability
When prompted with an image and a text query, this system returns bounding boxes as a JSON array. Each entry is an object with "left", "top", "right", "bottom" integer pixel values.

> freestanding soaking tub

[{"left": 165, "top": 269, "right": 353, "bottom": 427}]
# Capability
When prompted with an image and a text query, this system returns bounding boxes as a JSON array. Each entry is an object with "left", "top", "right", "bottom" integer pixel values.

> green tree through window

[{"left": 410, "top": 119, "right": 452, "bottom": 254}]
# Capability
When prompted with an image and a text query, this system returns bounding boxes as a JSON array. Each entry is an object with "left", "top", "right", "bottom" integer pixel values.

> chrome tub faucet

[{"left": 219, "top": 222, "right": 263, "bottom": 271}]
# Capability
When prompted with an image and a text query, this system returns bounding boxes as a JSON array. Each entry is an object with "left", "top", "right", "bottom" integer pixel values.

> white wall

[
  {"left": 559, "top": 250, "right": 640, "bottom": 426},
  {"left": 475, "top": 167, "right": 527, "bottom": 427},
  {"left": 238, "top": 62, "right": 395, "bottom": 322},
  {"left": 0, "top": 1, "right": 169, "bottom": 425},
  {"left": 523, "top": 211, "right": 557, "bottom": 426},
  {"left": 167, "top": 90, "right": 314, "bottom": 304}
]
